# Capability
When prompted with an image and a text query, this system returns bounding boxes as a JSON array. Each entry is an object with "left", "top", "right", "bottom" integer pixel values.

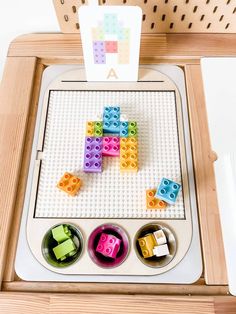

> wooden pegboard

[{"left": 53, "top": 0, "right": 236, "bottom": 33}]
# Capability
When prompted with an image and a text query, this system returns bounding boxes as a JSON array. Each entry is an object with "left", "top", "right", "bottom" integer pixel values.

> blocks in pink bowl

[
  {"left": 96, "top": 233, "right": 121, "bottom": 259},
  {"left": 102, "top": 136, "right": 120, "bottom": 157}
]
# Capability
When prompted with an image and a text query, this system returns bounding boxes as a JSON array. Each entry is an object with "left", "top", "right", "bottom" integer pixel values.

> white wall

[{"left": 0, "top": 0, "right": 60, "bottom": 79}]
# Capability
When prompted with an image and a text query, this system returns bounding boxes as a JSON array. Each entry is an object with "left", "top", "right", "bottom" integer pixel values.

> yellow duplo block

[
  {"left": 57, "top": 172, "right": 82, "bottom": 197},
  {"left": 86, "top": 121, "right": 95, "bottom": 136},
  {"left": 146, "top": 189, "right": 167, "bottom": 210},
  {"left": 138, "top": 234, "right": 157, "bottom": 259},
  {"left": 120, "top": 137, "right": 138, "bottom": 172}
]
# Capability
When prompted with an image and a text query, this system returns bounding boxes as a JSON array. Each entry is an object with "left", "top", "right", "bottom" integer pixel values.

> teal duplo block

[
  {"left": 117, "top": 28, "right": 130, "bottom": 40},
  {"left": 155, "top": 178, "right": 181, "bottom": 205},
  {"left": 120, "top": 121, "right": 128, "bottom": 137},
  {"left": 104, "top": 13, "right": 119, "bottom": 34},
  {"left": 103, "top": 106, "right": 120, "bottom": 134}
]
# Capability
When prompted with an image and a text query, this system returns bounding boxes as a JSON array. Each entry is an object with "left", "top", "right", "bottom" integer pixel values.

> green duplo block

[
  {"left": 94, "top": 121, "right": 103, "bottom": 137},
  {"left": 52, "top": 225, "right": 71, "bottom": 243},
  {"left": 128, "top": 121, "right": 138, "bottom": 137},
  {"left": 53, "top": 238, "right": 76, "bottom": 261}
]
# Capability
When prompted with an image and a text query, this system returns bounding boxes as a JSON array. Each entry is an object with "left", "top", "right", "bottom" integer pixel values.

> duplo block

[
  {"left": 128, "top": 121, "right": 138, "bottom": 137},
  {"left": 94, "top": 121, "right": 103, "bottom": 137},
  {"left": 103, "top": 106, "right": 120, "bottom": 134},
  {"left": 153, "top": 244, "right": 170, "bottom": 257},
  {"left": 120, "top": 137, "right": 138, "bottom": 172},
  {"left": 120, "top": 121, "right": 128, "bottom": 137},
  {"left": 53, "top": 238, "right": 77, "bottom": 261},
  {"left": 105, "top": 41, "right": 118, "bottom": 53},
  {"left": 138, "top": 234, "right": 157, "bottom": 259},
  {"left": 146, "top": 189, "right": 167, "bottom": 210},
  {"left": 156, "top": 178, "right": 181, "bottom": 205},
  {"left": 83, "top": 137, "right": 103, "bottom": 173},
  {"left": 52, "top": 225, "right": 72, "bottom": 243},
  {"left": 153, "top": 230, "right": 167, "bottom": 245},
  {"left": 102, "top": 136, "right": 120, "bottom": 157},
  {"left": 96, "top": 233, "right": 121, "bottom": 259},
  {"left": 86, "top": 121, "right": 95, "bottom": 136},
  {"left": 57, "top": 172, "right": 82, "bottom": 196},
  {"left": 93, "top": 41, "right": 106, "bottom": 64}
]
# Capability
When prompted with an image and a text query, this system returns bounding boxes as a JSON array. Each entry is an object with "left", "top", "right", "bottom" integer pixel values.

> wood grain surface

[
  {"left": 0, "top": 293, "right": 236, "bottom": 314},
  {"left": 1, "top": 293, "right": 236, "bottom": 314},
  {"left": 7, "top": 34, "right": 236, "bottom": 60},
  {"left": 185, "top": 65, "right": 227, "bottom": 285},
  {"left": 0, "top": 57, "right": 37, "bottom": 288},
  {"left": 2, "top": 62, "right": 45, "bottom": 282},
  {"left": 2, "top": 278, "right": 228, "bottom": 295}
]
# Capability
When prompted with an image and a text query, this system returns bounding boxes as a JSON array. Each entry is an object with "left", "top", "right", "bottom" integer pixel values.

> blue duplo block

[
  {"left": 155, "top": 178, "right": 181, "bottom": 205},
  {"left": 103, "top": 106, "right": 120, "bottom": 134},
  {"left": 120, "top": 121, "right": 128, "bottom": 137}
]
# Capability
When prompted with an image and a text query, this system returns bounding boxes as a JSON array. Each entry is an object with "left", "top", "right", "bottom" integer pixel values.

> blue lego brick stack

[
  {"left": 120, "top": 121, "right": 128, "bottom": 137},
  {"left": 103, "top": 106, "right": 120, "bottom": 134}
]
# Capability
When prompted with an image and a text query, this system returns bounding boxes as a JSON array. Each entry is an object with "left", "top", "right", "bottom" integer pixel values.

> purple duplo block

[
  {"left": 83, "top": 137, "right": 103, "bottom": 173},
  {"left": 93, "top": 41, "right": 106, "bottom": 64}
]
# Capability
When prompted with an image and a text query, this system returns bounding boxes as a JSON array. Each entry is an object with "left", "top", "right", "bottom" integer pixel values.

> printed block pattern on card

[
  {"left": 93, "top": 41, "right": 106, "bottom": 64},
  {"left": 105, "top": 41, "right": 118, "bottom": 53}
]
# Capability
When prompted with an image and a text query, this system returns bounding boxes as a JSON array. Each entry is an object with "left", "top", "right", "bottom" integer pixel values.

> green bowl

[{"left": 42, "top": 223, "right": 83, "bottom": 268}]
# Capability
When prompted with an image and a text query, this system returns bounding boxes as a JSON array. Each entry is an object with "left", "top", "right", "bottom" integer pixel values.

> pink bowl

[{"left": 88, "top": 224, "right": 129, "bottom": 268}]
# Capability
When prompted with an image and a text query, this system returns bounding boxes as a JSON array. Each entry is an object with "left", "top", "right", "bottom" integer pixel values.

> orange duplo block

[
  {"left": 120, "top": 137, "right": 138, "bottom": 172},
  {"left": 86, "top": 121, "right": 95, "bottom": 136},
  {"left": 146, "top": 189, "right": 167, "bottom": 210},
  {"left": 138, "top": 234, "right": 157, "bottom": 259},
  {"left": 57, "top": 172, "right": 82, "bottom": 197}
]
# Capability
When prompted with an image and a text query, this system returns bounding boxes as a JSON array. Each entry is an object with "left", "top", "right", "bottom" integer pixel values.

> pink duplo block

[
  {"left": 96, "top": 233, "right": 121, "bottom": 259},
  {"left": 102, "top": 137, "right": 120, "bottom": 157}
]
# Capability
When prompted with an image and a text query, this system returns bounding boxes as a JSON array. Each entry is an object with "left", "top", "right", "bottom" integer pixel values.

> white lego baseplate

[{"left": 35, "top": 90, "right": 185, "bottom": 219}]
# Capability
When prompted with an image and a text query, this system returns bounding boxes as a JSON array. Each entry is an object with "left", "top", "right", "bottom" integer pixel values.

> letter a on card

[
  {"left": 107, "top": 68, "right": 118, "bottom": 80},
  {"left": 79, "top": 6, "right": 142, "bottom": 81}
]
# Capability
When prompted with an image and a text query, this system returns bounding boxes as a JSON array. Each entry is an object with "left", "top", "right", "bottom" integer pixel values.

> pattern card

[{"left": 78, "top": 6, "right": 142, "bottom": 81}]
